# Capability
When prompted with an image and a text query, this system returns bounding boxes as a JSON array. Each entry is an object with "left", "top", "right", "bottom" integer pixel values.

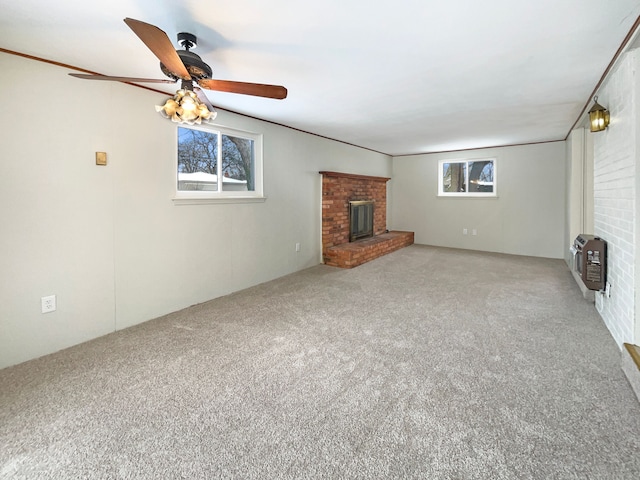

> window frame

[
  {"left": 173, "top": 123, "right": 265, "bottom": 205},
  {"left": 437, "top": 157, "right": 497, "bottom": 197}
]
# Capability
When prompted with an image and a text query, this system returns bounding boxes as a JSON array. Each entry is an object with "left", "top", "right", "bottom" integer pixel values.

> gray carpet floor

[{"left": 1, "top": 245, "right": 639, "bottom": 479}]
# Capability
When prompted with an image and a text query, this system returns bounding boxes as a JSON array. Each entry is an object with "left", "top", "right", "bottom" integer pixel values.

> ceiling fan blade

[
  {"left": 69, "top": 73, "right": 176, "bottom": 84},
  {"left": 198, "top": 79, "right": 287, "bottom": 99},
  {"left": 194, "top": 87, "right": 215, "bottom": 112},
  {"left": 123, "top": 17, "right": 191, "bottom": 80}
]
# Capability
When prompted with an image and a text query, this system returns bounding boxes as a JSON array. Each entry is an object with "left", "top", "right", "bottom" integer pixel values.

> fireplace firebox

[{"left": 349, "top": 201, "right": 374, "bottom": 242}]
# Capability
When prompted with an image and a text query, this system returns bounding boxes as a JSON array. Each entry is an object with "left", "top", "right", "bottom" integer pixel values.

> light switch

[{"left": 96, "top": 152, "right": 107, "bottom": 166}]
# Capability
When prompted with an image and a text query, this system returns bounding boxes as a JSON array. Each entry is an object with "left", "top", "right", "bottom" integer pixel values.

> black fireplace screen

[{"left": 349, "top": 201, "right": 374, "bottom": 242}]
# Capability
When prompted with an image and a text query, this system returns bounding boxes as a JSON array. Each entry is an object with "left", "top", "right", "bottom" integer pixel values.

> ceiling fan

[{"left": 69, "top": 18, "right": 288, "bottom": 106}]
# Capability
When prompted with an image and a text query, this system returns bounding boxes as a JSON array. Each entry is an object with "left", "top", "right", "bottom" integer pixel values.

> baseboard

[
  {"left": 570, "top": 269, "right": 595, "bottom": 302},
  {"left": 622, "top": 343, "right": 640, "bottom": 404}
]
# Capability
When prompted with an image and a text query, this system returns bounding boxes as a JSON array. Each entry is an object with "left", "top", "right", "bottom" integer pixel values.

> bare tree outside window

[
  {"left": 468, "top": 160, "right": 493, "bottom": 193},
  {"left": 443, "top": 162, "right": 467, "bottom": 193},
  {"left": 178, "top": 128, "right": 218, "bottom": 174},
  {"left": 224, "top": 135, "right": 255, "bottom": 191}
]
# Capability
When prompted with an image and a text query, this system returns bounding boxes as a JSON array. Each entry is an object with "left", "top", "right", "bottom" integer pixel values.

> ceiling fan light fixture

[{"left": 156, "top": 89, "right": 216, "bottom": 125}]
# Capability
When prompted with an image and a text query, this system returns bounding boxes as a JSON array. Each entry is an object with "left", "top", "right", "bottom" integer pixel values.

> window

[
  {"left": 174, "top": 124, "right": 264, "bottom": 203},
  {"left": 438, "top": 158, "right": 496, "bottom": 197}
]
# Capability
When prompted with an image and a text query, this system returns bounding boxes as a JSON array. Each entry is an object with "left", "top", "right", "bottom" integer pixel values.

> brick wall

[
  {"left": 592, "top": 49, "right": 637, "bottom": 346},
  {"left": 320, "top": 171, "right": 390, "bottom": 251}
]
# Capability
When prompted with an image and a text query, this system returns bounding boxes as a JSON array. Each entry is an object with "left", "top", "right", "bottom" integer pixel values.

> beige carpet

[{"left": 1, "top": 245, "right": 639, "bottom": 479}]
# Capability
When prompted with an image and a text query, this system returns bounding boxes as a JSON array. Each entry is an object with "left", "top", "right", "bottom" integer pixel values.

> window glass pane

[
  {"left": 177, "top": 127, "right": 219, "bottom": 191},
  {"left": 442, "top": 162, "right": 466, "bottom": 193},
  {"left": 468, "top": 160, "right": 494, "bottom": 193},
  {"left": 221, "top": 135, "right": 254, "bottom": 192}
]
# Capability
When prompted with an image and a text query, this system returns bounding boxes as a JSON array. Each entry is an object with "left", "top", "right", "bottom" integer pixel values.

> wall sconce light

[
  {"left": 588, "top": 96, "right": 610, "bottom": 132},
  {"left": 156, "top": 88, "right": 217, "bottom": 125}
]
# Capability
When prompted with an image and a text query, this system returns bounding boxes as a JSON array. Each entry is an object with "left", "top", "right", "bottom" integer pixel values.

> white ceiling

[{"left": 2, "top": 0, "right": 640, "bottom": 155}]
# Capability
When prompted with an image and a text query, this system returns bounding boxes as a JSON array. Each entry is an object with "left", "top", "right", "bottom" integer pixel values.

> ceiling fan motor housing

[{"left": 160, "top": 33, "right": 213, "bottom": 81}]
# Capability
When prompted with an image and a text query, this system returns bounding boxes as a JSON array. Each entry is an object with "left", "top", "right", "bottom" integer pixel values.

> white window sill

[
  {"left": 437, "top": 194, "right": 498, "bottom": 199},
  {"left": 172, "top": 196, "right": 267, "bottom": 205}
]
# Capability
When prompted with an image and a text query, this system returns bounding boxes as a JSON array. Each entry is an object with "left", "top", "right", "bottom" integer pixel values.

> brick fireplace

[{"left": 320, "top": 171, "right": 414, "bottom": 268}]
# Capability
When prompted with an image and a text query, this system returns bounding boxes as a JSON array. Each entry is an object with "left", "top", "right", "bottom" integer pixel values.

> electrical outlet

[
  {"left": 463, "top": 228, "right": 468, "bottom": 235},
  {"left": 295, "top": 242, "right": 301, "bottom": 252},
  {"left": 472, "top": 229, "right": 477, "bottom": 236},
  {"left": 41, "top": 295, "right": 56, "bottom": 314}
]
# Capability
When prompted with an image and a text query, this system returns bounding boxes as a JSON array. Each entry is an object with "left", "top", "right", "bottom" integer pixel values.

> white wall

[
  {"left": 389, "top": 142, "right": 566, "bottom": 258},
  {"left": 565, "top": 128, "right": 595, "bottom": 266},
  {"left": 0, "top": 52, "right": 391, "bottom": 368},
  {"left": 565, "top": 130, "right": 582, "bottom": 265},
  {"left": 591, "top": 48, "right": 639, "bottom": 347}
]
